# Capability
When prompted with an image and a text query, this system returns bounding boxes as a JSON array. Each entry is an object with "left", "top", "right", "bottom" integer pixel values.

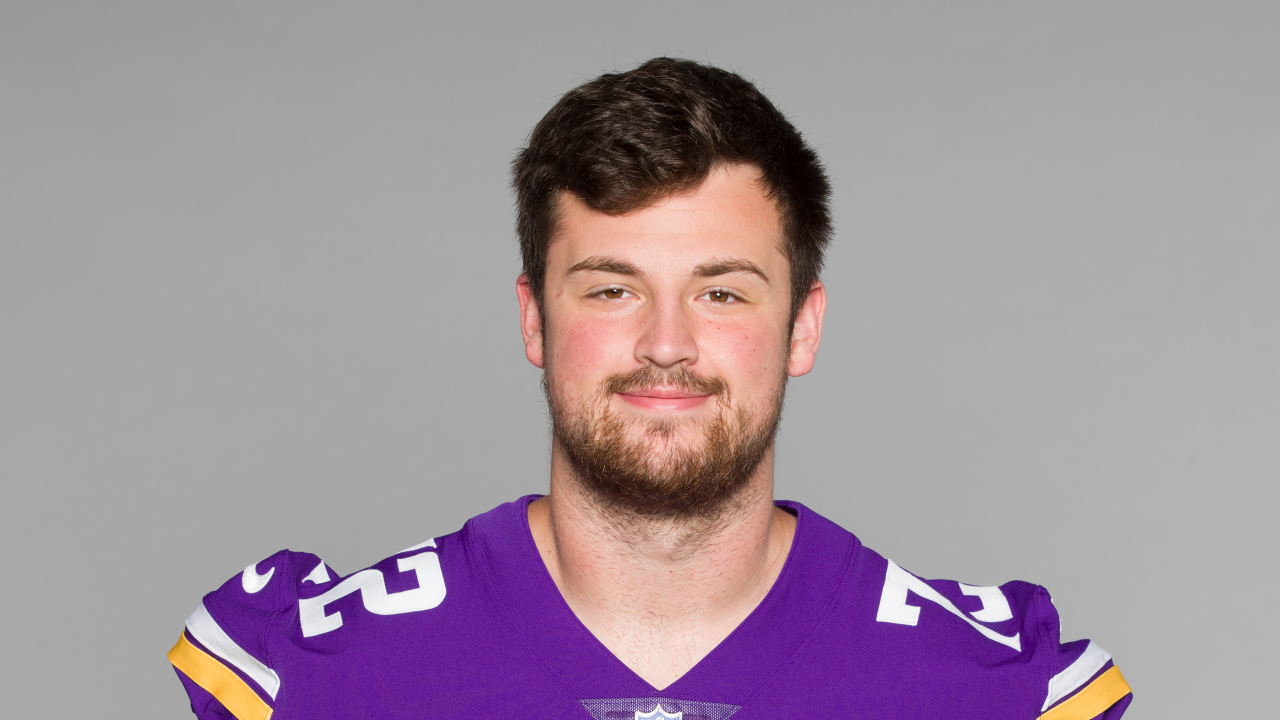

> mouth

[{"left": 616, "top": 387, "right": 714, "bottom": 412}]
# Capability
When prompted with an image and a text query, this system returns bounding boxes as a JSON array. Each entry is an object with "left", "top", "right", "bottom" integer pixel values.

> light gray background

[{"left": 2, "top": 2, "right": 1275, "bottom": 718}]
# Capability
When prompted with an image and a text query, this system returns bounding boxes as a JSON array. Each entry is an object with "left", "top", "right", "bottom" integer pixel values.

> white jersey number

[
  {"left": 299, "top": 551, "right": 446, "bottom": 637},
  {"left": 875, "top": 559, "right": 1021, "bottom": 651}
]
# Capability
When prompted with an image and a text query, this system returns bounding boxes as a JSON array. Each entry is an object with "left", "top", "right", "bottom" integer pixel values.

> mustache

[{"left": 605, "top": 365, "right": 727, "bottom": 397}]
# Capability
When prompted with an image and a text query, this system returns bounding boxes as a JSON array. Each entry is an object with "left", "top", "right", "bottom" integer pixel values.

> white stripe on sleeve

[
  {"left": 185, "top": 601, "right": 282, "bottom": 699},
  {"left": 1041, "top": 640, "right": 1112, "bottom": 711}
]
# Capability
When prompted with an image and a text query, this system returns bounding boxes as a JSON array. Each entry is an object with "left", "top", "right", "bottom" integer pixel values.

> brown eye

[
  {"left": 708, "top": 291, "right": 732, "bottom": 302},
  {"left": 602, "top": 288, "right": 626, "bottom": 299}
]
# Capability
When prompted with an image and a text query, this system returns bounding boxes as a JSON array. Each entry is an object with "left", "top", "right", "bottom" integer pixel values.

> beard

[{"left": 545, "top": 363, "right": 785, "bottom": 520}]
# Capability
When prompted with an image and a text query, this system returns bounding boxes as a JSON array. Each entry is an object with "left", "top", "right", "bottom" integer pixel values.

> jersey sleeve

[
  {"left": 1032, "top": 587, "right": 1133, "bottom": 720},
  {"left": 167, "top": 549, "right": 334, "bottom": 720}
]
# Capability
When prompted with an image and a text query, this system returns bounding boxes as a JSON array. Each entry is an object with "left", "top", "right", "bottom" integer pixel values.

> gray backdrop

[{"left": 2, "top": 2, "right": 1275, "bottom": 718}]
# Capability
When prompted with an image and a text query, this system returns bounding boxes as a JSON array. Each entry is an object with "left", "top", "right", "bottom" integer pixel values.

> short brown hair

[{"left": 512, "top": 58, "right": 832, "bottom": 322}]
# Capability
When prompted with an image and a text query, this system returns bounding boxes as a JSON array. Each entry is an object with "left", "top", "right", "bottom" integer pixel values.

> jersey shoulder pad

[
  {"left": 874, "top": 555, "right": 1037, "bottom": 653},
  {"left": 295, "top": 536, "right": 448, "bottom": 638},
  {"left": 872, "top": 555, "right": 1131, "bottom": 718},
  {"left": 1035, "top": 593, "right": 1133, "bottom": 719},
  {"left": 168, "top": 549, "right": 332, "bottom": 720}
]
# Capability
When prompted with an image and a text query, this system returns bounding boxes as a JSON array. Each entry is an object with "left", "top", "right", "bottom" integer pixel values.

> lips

[
  {"left": 616, "top": 387, "right": 713, "bottom": 411},
  {"left": 621, "top": 387, "right": 709, "bottom": 400}
]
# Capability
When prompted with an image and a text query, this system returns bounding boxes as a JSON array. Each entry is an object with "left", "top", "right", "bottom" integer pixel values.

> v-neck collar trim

[{"left": 464, "top": 495, "right": 861, "bottom": 708}]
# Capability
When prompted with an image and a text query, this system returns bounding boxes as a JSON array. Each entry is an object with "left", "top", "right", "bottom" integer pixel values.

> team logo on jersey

[
  {"left": 635, "top": 705, "right": 682, "bottom": 720},
  {"left": 579, "top": 697, "right": 739, "bottom": 720}
]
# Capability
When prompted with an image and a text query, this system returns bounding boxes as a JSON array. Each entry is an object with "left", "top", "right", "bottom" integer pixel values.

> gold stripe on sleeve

[
  {"left": 168, "top": 632, "right": 274, "bottom": 720},
  {"left": 1038, "top": 665, "right": 1131, "bottom": 720}
]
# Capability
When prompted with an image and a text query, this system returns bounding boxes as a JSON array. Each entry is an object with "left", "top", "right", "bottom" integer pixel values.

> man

[{"left": 168, "top": 59, "right": 1131, "bottom": 719}]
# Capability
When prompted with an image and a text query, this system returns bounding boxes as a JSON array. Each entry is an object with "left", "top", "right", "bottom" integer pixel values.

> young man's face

[{"left": 517, "top": 163, "right": 825, "bottom": 516}]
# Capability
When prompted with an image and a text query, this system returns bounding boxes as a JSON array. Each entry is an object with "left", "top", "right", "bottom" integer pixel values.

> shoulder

[
  {"left": 167, "top": 548, "right": 329, "bottom": 719},
  {"left": 784, "top": 504, "right": 1131, "bottom": 717},
  {"left": 190, "top": 531, "right": 470, "bottom": 642},
  {"left": 167, "top": 530, "right": 469, "bottom": 719},
  {"left": 846, "top": 543, "right": 1132, "bottom": 718},
  {"left": 297, "top": 535, "right": 454, "bottom": 636}
]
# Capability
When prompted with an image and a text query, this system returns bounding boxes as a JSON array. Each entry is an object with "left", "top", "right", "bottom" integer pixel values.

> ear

[
  {"left": 516, "top": 273, "right": 545, "bottom": 369},
  {"left": 787, "top": 280, "right": 826, "bottom": 377}
]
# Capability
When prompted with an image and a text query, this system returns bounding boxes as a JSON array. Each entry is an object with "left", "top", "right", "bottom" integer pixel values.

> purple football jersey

[{"left": 169, "top": 496, "right": 1131, "bottom": 719}]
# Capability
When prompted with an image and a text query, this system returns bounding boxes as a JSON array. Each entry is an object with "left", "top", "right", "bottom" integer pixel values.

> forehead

[{"left": 549, "top": 164, "right": 786, "bottom": 272}]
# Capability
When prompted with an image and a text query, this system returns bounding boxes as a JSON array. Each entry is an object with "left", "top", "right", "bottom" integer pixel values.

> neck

[{"left": 527, "top": 445, "right": 796, "bottom": 690}]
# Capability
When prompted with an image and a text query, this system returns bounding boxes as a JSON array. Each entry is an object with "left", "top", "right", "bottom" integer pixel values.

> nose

[{"left": 634, "top": 296, "right": 698, "bottom": 369}]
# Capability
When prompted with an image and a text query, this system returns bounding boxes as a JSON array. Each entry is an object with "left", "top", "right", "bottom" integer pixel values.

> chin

[{"left": 625, "top": 415, "right": 710, "bottom": 446}]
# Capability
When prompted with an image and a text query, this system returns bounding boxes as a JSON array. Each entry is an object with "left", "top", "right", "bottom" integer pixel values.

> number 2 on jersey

[{"left": 876, "top": 559, "right": 1021, "bottom": 651}]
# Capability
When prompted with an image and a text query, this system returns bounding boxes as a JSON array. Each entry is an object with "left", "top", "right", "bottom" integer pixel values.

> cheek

[
  {"left": 547, "top": 315, "right": 635, "bottom": 390},
  {"left": 701, "top": 321, "right": 788, "bottom": 389}
]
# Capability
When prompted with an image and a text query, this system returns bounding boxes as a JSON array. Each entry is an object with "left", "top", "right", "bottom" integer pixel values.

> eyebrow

[
  {"left": 565, "top": 256, "right": 644, "bottom": 278},
  {"left": 564, "top": 255, "right": 770, "bottom": 284},
  {"left": 693, "top": 258, "right": 771, "bottom": 285}
]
